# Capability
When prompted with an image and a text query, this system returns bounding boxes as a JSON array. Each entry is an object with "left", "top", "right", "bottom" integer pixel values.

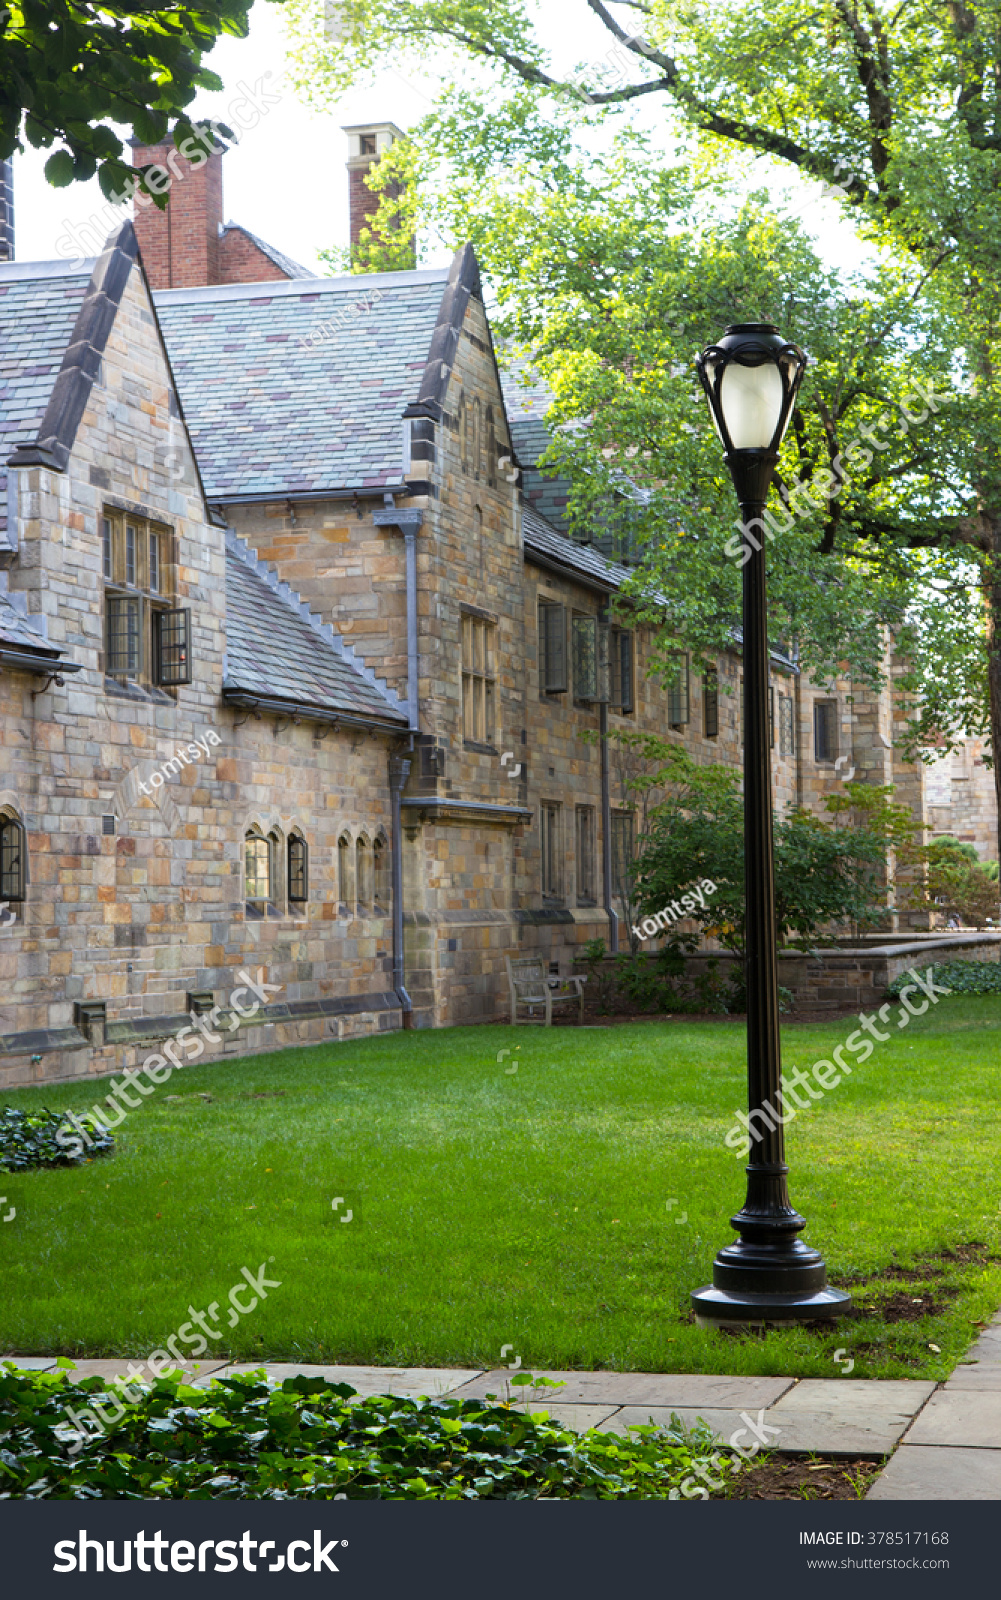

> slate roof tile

[
  {"left": 154, "top": 268, "right": 451, "bottom": 501},
  {"left": 224, "top": 532, "right": 408, "bottom": 724},
  {"left": 0, "top": 258, "right": 94, "bottom": 533}
]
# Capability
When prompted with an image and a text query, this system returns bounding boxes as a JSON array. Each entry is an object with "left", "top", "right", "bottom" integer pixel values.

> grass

[{"left": 1, "top": 995, "right": 999, "bottom": 1380}]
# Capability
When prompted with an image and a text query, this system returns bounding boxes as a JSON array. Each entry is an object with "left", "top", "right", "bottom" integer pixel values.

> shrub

[
  {"left": 924, "top": 838, "right": 1001, "bottom": 929},
  {"left": 0, "top": 1365, "right": 732, "bottom": 1500},
  {"left": 886, "top": 961, "right": 1001, "bottom": 999},
  {"left": 0, "top": 1107, "right": 114, "bottom": 1173}
]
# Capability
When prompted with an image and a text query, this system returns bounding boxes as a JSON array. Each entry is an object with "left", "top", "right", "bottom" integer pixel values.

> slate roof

[
  {"left": 522, "top": 503, "right": 628, "bottom": 593},
  {"left": 0, "top": 585, "right": 62, "bottom": 659},
  {"left": 219, "top": 222, "right": 315, "bottom": 282},
  {"left": 500, "top": 362, "right": 572, "bottom": 534},
  {"left": 0, "top": 257, "right": 92, "bottom": 539},
  {"left": 224, "top": 532, "right": 408, "bottom": 723},
  {"left": 154, "top": 267, "right": 452, "bottom": 501}
]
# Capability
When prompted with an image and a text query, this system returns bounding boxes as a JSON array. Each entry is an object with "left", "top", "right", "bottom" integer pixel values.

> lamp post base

[
  {"left": 691, "top": 1189, "right": 852, "bottom": 1325},
  {"left": 691, "top": 1284, "right": 852, "bottom": 1327}
]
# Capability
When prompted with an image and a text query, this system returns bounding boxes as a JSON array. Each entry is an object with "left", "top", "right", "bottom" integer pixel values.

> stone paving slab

[
  {"left": 867, "top": 1445, "right": 1001, "bottom": 1501},
  {"left": 599, "top": 1406, "right": 748, "bottom": 1440},
  {"left": 509, "top": 1402, "right": 621, "bottom": 1432},
  {"left": 941, "top": 1363, "right": 1001, "bottom": 1390},
  {"left": 771, "top": 1379, "right": 937, "bottom": 1415},
  {"left": 966, "top": 1331, "right": 1001, "bottom": 1363},
  {"left": 0, "top": 1356, "right": 57, "bottom": 1371},
  {"left": 220, "top": 1364, "right": 481, "bottom": 1398},
  {"left": 902, "top": 1389, "right": 1001, "bottom": 1448},
  {"left": 759, "top": 1410, "right": 908, "bottom": 1457},
  {"left": 450, "top": 1370, "right": 794, "bottom": 1409},
  {"left": 43, "top": 1359, "right": 228, "bottom": 1386}
]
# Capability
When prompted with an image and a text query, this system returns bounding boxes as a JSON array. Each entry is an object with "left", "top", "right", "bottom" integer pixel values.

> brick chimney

[
  {"left": 343, "top": 122, "right": 414, "bottom": 268},
  {"left": 131, "top": 131, "right": 224, "bottom": 290},
  {"left": 0, "top": 159, "right": 14, "bottom": 262}
]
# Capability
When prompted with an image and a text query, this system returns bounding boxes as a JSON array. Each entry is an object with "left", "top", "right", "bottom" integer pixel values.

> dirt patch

[
  {"left": 240, "top": 1091, "right": 288, "bottom": 1100},
  {"left": 854, "top": 1289, "right": 954, "bottom": 1323},
  {"left": 720, "top": 1453, "right": 883, "bottom": 1501}
]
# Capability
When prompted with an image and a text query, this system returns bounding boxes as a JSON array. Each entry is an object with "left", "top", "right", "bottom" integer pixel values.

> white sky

[{"left": 10, "top": 0, "right": 866, "bottom": 277}]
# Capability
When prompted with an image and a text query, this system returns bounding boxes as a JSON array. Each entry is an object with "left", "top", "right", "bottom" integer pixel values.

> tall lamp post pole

[{"left": 691, "top": 323, "right": 851, "bottom": 1326}]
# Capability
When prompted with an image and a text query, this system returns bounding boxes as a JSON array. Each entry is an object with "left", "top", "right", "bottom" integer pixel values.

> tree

[
  {"left": 1, "top": 0, "right": 260, "bottom": 200},
  {"left": 924, "top": 837, "right": 1001, "bottom": 929},
  {"left": 286, "top": 0, "right": 1001, "bottom": 858},
  {"left": 630, "top": 746, "right": 891, "bottom": 953}
]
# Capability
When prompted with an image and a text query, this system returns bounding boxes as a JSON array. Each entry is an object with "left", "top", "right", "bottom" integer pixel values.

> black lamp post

[{"left": 690, "top": 323, "right": 851, "bottom": 1325}]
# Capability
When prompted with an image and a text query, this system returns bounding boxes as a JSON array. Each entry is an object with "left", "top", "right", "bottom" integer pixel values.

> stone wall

[
  {"left": 577, "top": 935, "right": 1001, "bottom": 1016},
  {"left": 0, "top": 261, "right": 402, "bottom": 1086}
]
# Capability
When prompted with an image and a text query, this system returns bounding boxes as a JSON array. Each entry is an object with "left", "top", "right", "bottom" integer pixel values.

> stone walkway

[
  {"left": 6, "top": 1313, "right": 999, "bottom": 1498},
  {"left": 866, "top": 1315, "right": 1001, "bottom": 1500}
]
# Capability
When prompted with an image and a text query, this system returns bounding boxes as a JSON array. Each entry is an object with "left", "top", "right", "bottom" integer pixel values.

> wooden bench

[{"left": 505, "top": 954, "right": 586, "bottom": 1026}]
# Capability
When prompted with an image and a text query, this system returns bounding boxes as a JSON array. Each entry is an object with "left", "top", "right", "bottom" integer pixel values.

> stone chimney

[
  {"left": 0, "top": 159, "right": 14, "bottom": 262},
  {"left": 131, "top": 131, "right": 224, "bottom": 290},
  {"left": 343, "top": 122, "right": 414, "bottom": 268}
]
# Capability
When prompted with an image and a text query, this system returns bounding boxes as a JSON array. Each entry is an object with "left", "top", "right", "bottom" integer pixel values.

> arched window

[
  {"left": 245, "top": 831, "right": 271, "bottom": 914},
  {"left": 338, "top": 833, "right": 354, "bottom": 914},
  {"left": 288, "top": 834, "right": 308, "bottom": 904},
  {"left": 356, "top": 835, "right": 372, "bottom": 914},
  {"left": 374, "top": 833, "right": 389, "bottom": 912},
  {"left": 458, "top": 394, "right": 468, "bottom": 473},
  {"left": 0, "top": 812, "right": 26, "bottom": 903}
]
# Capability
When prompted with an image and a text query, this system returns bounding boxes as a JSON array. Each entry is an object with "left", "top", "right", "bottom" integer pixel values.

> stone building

[{"left": 0, "top": 129, "right": 996, "bottom": 1083}]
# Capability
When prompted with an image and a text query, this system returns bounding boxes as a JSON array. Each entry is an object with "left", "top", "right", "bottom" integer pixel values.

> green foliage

[
  {"left": 633, "top": 755, "right": 889, "bottom": 952},
  {"left": 0, "top": 1365, "right": 721, "bottom": 1499},
  {"left": 886, "top": 962, "right": 1001, "bottom": 998},
  {"left": 284, "top": 0, "right": 1001, "bottom": 802},
  {"left": 0, "top": 1107, "right": 113, "bottom": 1173},
  {"left": 924, "top": 840, "right": 1001, "bottom": 929},
  {"left": 1, "top": 1, "right": 255, "bottom": 200}
]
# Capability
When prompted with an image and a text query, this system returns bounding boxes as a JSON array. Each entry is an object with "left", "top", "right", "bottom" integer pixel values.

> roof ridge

[{"left": 224, "top": 531, "right": 408, "bottom": 715}]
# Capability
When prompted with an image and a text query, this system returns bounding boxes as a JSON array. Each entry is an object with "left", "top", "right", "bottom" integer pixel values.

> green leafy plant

[
  {"left": 1, "top": 1, "right": 254, "bottom": 201},
  {"left": 0, "top": 1108, "right": 114, "bottom": 1173},
  {"left": 887, "top": 962, "right": 1001, "bottom": 999},
  {"left": 924, "top": 837, "right": 1001, "bottom": 929},
  {"left": 633, "top": 751, "right": 891, "bottom": 954},
  {"left": 0, "top": 1365, "right": 724, "bottom": 1500}
]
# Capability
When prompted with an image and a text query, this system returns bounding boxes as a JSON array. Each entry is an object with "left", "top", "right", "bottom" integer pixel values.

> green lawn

[{"left": 1, "top": 997, "right": 999, "bottom": 1380}]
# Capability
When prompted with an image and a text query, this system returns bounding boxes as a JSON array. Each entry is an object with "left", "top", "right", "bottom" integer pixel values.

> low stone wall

[{"left": 574, "top": 933, "right": 1001, "bottom": 1014}]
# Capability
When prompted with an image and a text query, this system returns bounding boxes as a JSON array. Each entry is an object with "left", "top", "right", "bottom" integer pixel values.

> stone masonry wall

[{"left": 0, "top": 261, "right": 401, "bottom": 1086}]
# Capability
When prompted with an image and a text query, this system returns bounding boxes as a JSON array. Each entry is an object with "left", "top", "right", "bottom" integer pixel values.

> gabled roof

[
  {"left": 0, "top": 256, "right": 91, "bottom": 540},
  {"left": 224, "top": 532, "right": 408, "bottom": 725},
  {"left": 0, "top": 224, "right": 216, "bottom": 538},
  {"left": 219, "top": 222, "right": 316, "bottom": 282},
  {"left": 154, "top": 264, "right": 456, "bottom": 502}
]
